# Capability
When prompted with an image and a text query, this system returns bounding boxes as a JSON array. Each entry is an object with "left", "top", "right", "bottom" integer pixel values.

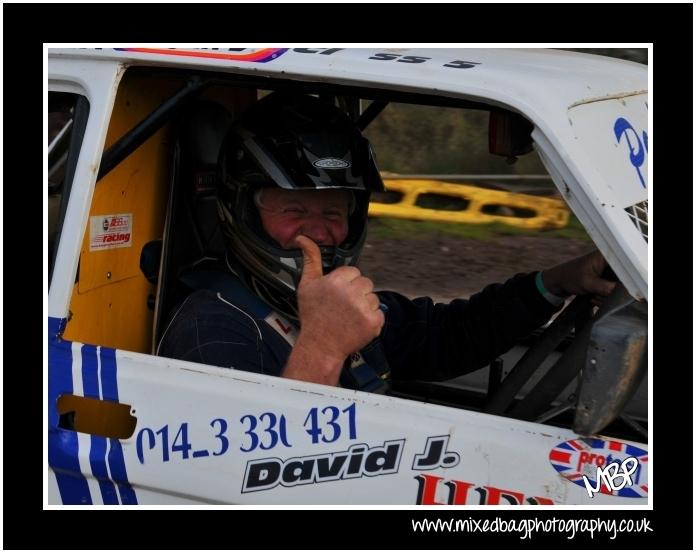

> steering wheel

[
  {"left": 484, "top": 294, "right": 592, "bottom": 417},
  {"left": 484, "top": 282, "right": 642, "bottom": 434}
]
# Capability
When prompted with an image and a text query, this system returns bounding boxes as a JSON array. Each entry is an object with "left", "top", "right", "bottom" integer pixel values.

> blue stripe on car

[
  {"left": 100, "top": 347, "right": 138, "bottom": 504},
  {"left": 82, "top": 345, "right": 119, "bottom": 504},
  {"left": 47, "top": 317, "right": 92, "bottom": 504}
]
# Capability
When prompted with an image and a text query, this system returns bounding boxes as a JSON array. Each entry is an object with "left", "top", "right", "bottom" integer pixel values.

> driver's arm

[{"left": 377, "top": 272, "right": 562, "bottom": 382}]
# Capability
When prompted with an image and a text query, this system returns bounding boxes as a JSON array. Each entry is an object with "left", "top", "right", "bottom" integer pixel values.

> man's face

[{"left": 257, "top": 188, "right": 350, "bottom": 248}]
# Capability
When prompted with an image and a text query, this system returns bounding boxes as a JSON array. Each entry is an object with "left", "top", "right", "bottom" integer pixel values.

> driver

[{"left": 157, "top": 92, "right": 615, "bottom": 391}]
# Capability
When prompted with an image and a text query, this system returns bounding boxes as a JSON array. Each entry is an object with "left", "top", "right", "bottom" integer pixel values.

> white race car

[{"left": 47, "top": 47, "right": 648, "bottom": 505}]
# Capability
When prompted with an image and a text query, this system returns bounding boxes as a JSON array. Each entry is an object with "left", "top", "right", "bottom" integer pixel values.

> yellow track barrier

[{"left": 369, "top": 178, "right": 569, "bottom": 230}]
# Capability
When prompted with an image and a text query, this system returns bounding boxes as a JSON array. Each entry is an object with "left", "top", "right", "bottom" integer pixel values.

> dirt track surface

[{"left": 360, "top": 234, "right": 594, "bottom": 303}]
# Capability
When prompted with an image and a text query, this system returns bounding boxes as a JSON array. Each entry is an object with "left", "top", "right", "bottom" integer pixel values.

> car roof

[{"left": 48, "top": 48, "right": 646, "bottom": 111}]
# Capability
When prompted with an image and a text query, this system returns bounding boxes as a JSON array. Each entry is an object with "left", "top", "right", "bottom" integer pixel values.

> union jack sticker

[{"left": 549, "top": 438, "right": 648, "bottom": 498}]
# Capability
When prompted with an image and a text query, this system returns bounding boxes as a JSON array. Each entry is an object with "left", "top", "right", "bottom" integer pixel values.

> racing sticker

[
  {"left": 89, "top": 213, "right": 133, "bottom": 251},
  {"left": 549, "top": 438, "right": 648, "bottom": 498},
  {"left": 116, "top": 48, "right": 288, "bottom": 63}
]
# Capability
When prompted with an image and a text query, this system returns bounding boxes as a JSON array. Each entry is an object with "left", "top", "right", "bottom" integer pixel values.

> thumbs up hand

[{"left": 282, "top": 235, "right": 385, "bottom": 386}]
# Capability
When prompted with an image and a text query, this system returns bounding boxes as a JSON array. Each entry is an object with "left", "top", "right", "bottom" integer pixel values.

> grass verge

[{"left": 367, "top": 214, "right": 591, "bottom": 241}]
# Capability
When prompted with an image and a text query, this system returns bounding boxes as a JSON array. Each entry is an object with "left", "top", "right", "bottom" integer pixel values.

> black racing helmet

[{"left": 217, "top": 92, "right": 384, "bottom": 300}]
